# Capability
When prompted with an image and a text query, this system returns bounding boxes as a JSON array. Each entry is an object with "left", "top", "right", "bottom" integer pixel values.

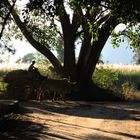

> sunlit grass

[
  {"left": 0, "top": 63, "right": 57, "bottom": 78},
  {"left": 97, "top": 64, "right": 140, "bottom": 72},
  {"left": 0, "top": 63, "right": 28, "bottom": 76},
  {"left": 97, "top": 64, "right": 140, "bottom": 88}
]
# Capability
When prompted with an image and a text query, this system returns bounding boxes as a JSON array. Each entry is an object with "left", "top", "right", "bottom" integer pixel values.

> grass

[
  {"left": 96, "top": 64, "right": 140, "bottom": 88},
  {"left": 0, "top": 63, "right": 140, "bottom": 101},
  {"left": 95, "top": 64, "right": 140, "bottom": 101}
]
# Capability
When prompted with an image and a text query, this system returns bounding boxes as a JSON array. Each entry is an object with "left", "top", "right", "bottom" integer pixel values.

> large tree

[{"left": 1, "top": 0, "right": 140, "bottom": 100}]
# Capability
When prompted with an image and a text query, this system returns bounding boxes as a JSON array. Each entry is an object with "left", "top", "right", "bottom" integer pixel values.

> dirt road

[{"left": 1, "top": 101, "right": 140, "bottom": 140}]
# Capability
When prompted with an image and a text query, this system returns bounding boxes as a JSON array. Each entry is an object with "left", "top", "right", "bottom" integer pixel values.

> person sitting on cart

[
  {"left": 28, "top": 61, "right": 46, "bottom": 81},
  {"left": 28, "top": 61, "right": 38, "bottom": 73}
]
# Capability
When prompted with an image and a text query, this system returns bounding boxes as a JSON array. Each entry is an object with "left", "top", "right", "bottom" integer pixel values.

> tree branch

[
  {"left": 86, "top": 16, "right": 119, "bottom": 76},
  {"left": 0, "top": 0, "right": 16, "bottom": 40},
  {"left": 72, "top": 9, "right": 81, "bottom": 37},
  {"left": 54, "top": 0, "right": 72, "bottom": 38},
  {"left": 96, "top": 13, "right": 110, "bottom": 27},
  {"left": 5, "top": 0, "right": 62, "bottom": 69}
]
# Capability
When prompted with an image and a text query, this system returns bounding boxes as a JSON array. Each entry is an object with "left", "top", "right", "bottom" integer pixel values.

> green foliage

[
  {"left": 93, "top": 66, "right": 119, "bottom": 90},
  {"left": 117, "top": 71, "right": 140, "bottom": 91},
  {"left": 16, "top": 52, "right": 49, "bottom": 64},
  {"left": 93, "top": 65, "right": 140, "bottom": 101},
  {"left": 0, "top": 81, "right": 8, "bottom": 91},
  {"left": 110, "top": 0, "right": 140, "bottom": 22},
  {"left": 133, "top": 51, "right": 140, "bottom": 64},
  {"left": 111, "top": 24, "right": 140, "bottom": 50},
  {"left": 121, "top": 81, "right": 131, "bottom": 95},
  {"left": 111, "top": 31, "right": 125, "bottom": 48},
  {"left": 34, "top": 52, "right": 49, "bottom": 64},
  {"left": 93, "top": 65, "right": 140, "bottom": 91},
  {"left": 1, "top": 0, "right": 140, "bottom": 61},
  {"left": 16, "top": 53, "right": 35, "bottom": 63}
]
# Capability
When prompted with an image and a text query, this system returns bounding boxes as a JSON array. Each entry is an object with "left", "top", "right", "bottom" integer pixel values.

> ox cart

[{"left": 3, "top": 69, "right": 47, "bottom": 100}]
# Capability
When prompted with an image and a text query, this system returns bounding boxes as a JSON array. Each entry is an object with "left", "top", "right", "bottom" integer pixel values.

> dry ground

[{"left": 0, "top": 100, "right": 140, "bottom": 140}]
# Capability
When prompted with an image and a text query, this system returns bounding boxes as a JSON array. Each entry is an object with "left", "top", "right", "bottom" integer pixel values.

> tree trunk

[
  {"left": 56, "top": 1, "right": 77, "bottom": 81},
  {"left": 77, "top": 27, "right": 92, "bottom": 80},
  {"left": 62, "top": 17, "right": 76, "bottom": 80},
  {"left": 71, "top": 76, "right": 120, "bottom": 101},
  {"left": 64, "top": 36, "right": 77, "bottom": 81},
  {"left": 73, "top": 16, "right": 120, "bottom": 101}
]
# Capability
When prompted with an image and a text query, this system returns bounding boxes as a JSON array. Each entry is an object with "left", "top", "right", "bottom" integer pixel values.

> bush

[
  {"left": 93, "top": 65, "right": 140, "bottom": 101},
  {"left": 93, "top": 66, "right": 119, "bottom": 91}
]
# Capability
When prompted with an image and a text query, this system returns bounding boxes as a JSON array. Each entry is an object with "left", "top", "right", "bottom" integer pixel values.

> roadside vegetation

[
  {"left": 93, "top": 64, "right": 140, "bottom": 101},
  {"left": 0, "top": 63, "right": 140, "bottom": 101}
]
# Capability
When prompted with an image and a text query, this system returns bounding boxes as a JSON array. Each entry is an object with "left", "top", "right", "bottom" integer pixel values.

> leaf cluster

[
  {"left": 111, "top": 24, "right": 140, "bottom": 50},
  {"left": 0, "top": 1, "right": 9, "bottom": 20},
  {"left": 108, "top": 0, "right": 140, "bottom": 23},
  {"left": 93, "top": 65, "right": 119, "bottom": 90}
]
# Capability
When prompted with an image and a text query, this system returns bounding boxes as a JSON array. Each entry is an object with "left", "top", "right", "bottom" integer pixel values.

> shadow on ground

[
  {"left": 1, "top": 101, "right": 140, "bottom": 140},
  {"left": 0, "top": 113, "right": 81, "bottom": 140},
  {"left": 0, "top": 113, "right": 47, "bottom": 140},
  {"left": 21, "top": 100, "right": 140, "bottom": 121}
]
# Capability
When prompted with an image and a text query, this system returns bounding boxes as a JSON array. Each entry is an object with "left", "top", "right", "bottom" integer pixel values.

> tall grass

[
  {"left": 96, "top": 64, "right": 140, "bottom": 89},
  {"left": 0, "top": 63, "right": 59, "bottom": 79},
  {"left": 95, "top": 64, "right": 140, "bottom": 101},
  {"left": 0, "top": 63, "right": 28, "bottom": 78}
]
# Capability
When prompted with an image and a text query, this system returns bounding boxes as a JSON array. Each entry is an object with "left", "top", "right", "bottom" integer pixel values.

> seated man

[{"left": 28, "top": 61, "right": 38, "bottom": 73}]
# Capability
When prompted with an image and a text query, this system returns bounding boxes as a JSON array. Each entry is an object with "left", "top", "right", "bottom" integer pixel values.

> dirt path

[
  {"left": 1, "top": 100, "right": 140, "bottom": 140},
  {"left": 18, "top": 101, "right": 140, "bottom": 140}
]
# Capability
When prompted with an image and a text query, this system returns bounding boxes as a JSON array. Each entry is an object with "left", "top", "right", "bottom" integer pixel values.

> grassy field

[
  {"left": 95, "top": 64, "right": 140, "bottom": 88},
  {"left": 94, "top": 64, "right": 140, "bottom": 101},
  {"left": 0, "top": 63, "right": 140, "bottom": 101}
]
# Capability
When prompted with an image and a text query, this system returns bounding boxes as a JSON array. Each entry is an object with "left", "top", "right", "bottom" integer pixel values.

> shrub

[
  {"left": 0, "top": 81, "right": 8, "bottom": 91},
  {"left": 93, "top": 66, "right": 119, "bottom": 91}
]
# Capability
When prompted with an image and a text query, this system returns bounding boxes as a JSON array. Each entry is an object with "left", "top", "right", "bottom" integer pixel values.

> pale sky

[
  {"left": 9, "top": 39, "right": 36, "bottom": 63},
  {"left": 9, "top": 37, "right": 134, "bottom": 64},
  {"left": 102, "top": 24, "right": 134, "bottom": 64},
  {"left": 102, "top": 39, "right": 134, "bottom": 64}
]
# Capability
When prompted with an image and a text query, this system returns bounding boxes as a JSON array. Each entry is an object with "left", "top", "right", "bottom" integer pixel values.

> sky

[
  {"left": 102, "top": 38, "right": 134, "bottom": 64},
  {"left": 7, "top": 39, "right": 36, "bottom": 63},
  {"left": 8, "top": 37, "right": 134, "bottom": 65},
  {"left": 101, "top": 24, "right": 134, "bottom": 65}
]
